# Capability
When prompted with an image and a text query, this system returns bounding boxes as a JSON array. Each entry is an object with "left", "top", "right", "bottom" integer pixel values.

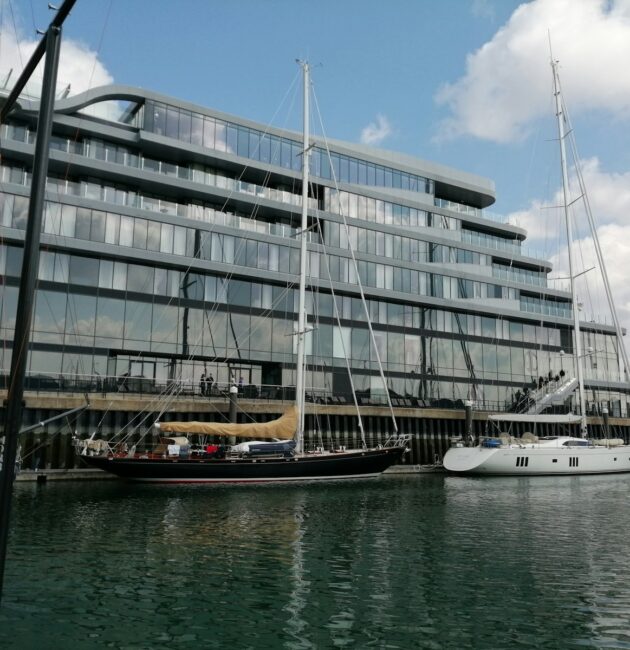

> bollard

[
  {"left": 465, "top": 400, "right": 474, "bottom": 446},
  {"left": 228, "top": 384, "right": 238, "bottom": 446}
]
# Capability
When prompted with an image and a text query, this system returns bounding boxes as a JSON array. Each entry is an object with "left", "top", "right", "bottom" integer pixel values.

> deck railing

[{"left": 5, "top": 371, "right": 624, "bottom": 417}]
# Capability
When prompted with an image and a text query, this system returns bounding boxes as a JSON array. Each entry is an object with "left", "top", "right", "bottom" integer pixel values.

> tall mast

[
  {"left": 295, "top": 61, "right": 310, "bottom": 454},
  {"left": 552, "top": 59, "right": 588, "bottom": 437}
]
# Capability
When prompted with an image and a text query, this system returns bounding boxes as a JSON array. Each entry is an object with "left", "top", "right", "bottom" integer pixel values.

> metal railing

[{"left": 7, "top": 371, "right": 625, "bottom": 417}]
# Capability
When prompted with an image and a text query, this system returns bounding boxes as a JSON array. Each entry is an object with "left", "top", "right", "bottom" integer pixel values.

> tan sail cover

[{"left": 157, "top": 406, "right": 297, "bottom": 440}]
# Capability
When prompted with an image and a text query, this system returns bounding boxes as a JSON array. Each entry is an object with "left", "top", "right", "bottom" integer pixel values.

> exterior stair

[{"left": 525, "top": 376, "right": 578, "bottom": 415}]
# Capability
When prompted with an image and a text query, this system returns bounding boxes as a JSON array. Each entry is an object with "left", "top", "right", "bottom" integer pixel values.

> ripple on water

[{"left": 2, "top": 475, "right": 630, "bottom": 648}]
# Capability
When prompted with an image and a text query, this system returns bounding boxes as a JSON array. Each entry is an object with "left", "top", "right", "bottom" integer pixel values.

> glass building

[{"left": 1, "top": 84, "right": 629, "bottom": 464}]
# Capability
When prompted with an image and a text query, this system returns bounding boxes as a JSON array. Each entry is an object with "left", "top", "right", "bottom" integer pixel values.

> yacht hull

[
  {"left": 443, "top": 444, "right": 630, "bottom": 476},
  {"left": 82, "top": 447, "right": 406, "bottom": 483}
]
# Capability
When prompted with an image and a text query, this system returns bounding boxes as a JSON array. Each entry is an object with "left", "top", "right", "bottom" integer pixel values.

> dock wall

[{"left": 3, "top": 391, "right": 630, "bottom": 470}]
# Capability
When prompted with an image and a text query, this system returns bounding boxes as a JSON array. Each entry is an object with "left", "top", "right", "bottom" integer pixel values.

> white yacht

[
  {"left": 443, "top": 58, "right": 630, "bottom": 477},
  {"left": 443, "top": 414, "right": 630, "bottom": 475}
]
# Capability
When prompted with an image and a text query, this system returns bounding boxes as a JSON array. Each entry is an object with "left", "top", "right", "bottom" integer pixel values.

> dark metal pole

[
  {"left": 602, "top": 406, "right": 610, "bottom": 439},
  {"left": 0, "top": 24, "right": 62, "bottom": 605},
  {"left": 464, "top": 400, "right": 474, "bottom": 446},
  {"left": 0, "top": 0, "right": 76, "bottom": 123},
  {"left": 228, "top": 385, "right": 238, "bottom": 446}
]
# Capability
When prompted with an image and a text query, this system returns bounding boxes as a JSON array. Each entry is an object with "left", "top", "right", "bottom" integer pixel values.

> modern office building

[{"left": 1, "top": 84, "right": 629, "bottom": 465}]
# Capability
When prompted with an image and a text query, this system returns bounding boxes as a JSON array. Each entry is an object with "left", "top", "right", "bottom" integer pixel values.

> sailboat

[
  {"left": 443, "top": 58, "right": 630, "bottom": 476},
  {"left": 78, "top": 62, "right": 410, "bottom": 483}
]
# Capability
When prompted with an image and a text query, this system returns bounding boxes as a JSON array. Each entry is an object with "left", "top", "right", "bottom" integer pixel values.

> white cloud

[
  {"left": 0, "top": 21, "right": 113, "bottom": 99},
  {"left": 509, "top": 157, "right": 630, "bottom": 243},
  {"left": 507, "top": 157, "right": 630, "bottom": 352},
  {"left": 435, "top": 0, "right": 630, "bottom": 143},
  {"left": 548, "top": 223, "right": 630, "bottom": 354},
  {"left": 360, "top": 114, "right": 393, "bottom": 146}
]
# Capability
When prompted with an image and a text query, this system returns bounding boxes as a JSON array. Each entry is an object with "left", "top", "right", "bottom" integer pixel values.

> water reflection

[{"left": 2, "top": 476, "right": 630, "bottom": 648}]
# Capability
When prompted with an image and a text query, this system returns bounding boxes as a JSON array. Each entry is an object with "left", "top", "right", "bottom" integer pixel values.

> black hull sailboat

[
  {"left": 79, "top": 405, "right": 409, "bottom": 483},
  {"left": 81, "top": 447, "right": 406, "bottom": 483},
  {"left": 77, "top": 62, "right": 410, "bottom": 482}
]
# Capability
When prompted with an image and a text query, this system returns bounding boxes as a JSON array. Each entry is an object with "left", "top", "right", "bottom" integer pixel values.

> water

[{"left": 2, "top": 475, "right": 630, "bottom": 649}]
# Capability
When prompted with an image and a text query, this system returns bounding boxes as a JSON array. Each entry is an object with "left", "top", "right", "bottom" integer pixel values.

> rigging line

[
  {"left": 167, "top": 280, "right": 300, "bottom": 427},
  {"left": 209, "top": 70, "right": 301, "bottom": 223},
  {"left": 6, "top": 1, "right": 25, "bottom": 76},
  {"left": 97, "top": 260, "right": 214, "bottom": 422},
  {"left": 0, "top": 0, "right": 3, "bottom": 70},
  {"left": 195, "top": 80, "right": 302, "bottom": 307},
  {"left": 55, "top": 71, "right": 302, "bottom": 416},
  {"left": 62, "top": 0, "right": 115, "bottom": 182},
  {"left": 564, "top": 102, "right": 628, "bottom": 372},
  {"left": 178, "top": 192, "right": 304, "bottom": 369},
  {"left": 313, "top": 216, "right": 366, "bottom": 447},
  {"left": 166, "top": 170, "right": 290, "bottom": 371},
  {"left": 19, "top": 407, "right": 85, "bottom": 462},
  {"left": 557, "top": 92, "right": 599, "bottom": 330},
  {"left": 563, "top": 141, "right": 601, "bottom": 331},
  {"left": 27, "top": 0, "right": 36, "bottom": 34},
  {"left": 171, "top": 250, "right": 293, "bottom": 381},
  {"left": 0, "top": 3, "right": 5, "bottom": 107},
  {"left": 43, "top": 3, "right": 168, "bottom": 421},
  {"left": 58, "top": 0, "right": 113, "bottom": 182},
  {"left": 117, "top": 378, "right": 190, "bottom": 441},
  {"left": 86, "top": 0, "right": 113, "bottom": 90},
  {"left": 312, "top": 85, "right": 398, "bottom": 434}
]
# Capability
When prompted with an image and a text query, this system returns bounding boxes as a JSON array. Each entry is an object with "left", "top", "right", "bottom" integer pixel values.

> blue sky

[
  {"left": 3, "top": 0, "right": 630, "bottom": 332},
  {"left": 2, "top": 0, "right": 622, "bottom": 213},
  {"left": 3, "top": 0, "right": 536, "bottom": 209}
]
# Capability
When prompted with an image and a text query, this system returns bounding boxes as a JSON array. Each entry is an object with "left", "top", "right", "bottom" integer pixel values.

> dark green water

[{"left": 2, "top": 474, "right": 630, "bottom": 649}]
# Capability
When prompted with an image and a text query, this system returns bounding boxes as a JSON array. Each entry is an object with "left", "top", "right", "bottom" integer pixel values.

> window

[
  {"left": 127, "top": 264, "right": 154, "bottom": 293},
  {"left": 69, "top": 256, "right": 99, "bottom": 286},
  {"left": 74, "top": 208, "right": 91, "bottom": 240},
  {"left": 91, "top": 211, "right": 106, "bottom": 242}
]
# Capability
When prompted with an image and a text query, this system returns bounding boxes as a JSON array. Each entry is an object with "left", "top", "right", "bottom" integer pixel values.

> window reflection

[{"left": 142, "top": 100, "right": 432, "bottom": 194}]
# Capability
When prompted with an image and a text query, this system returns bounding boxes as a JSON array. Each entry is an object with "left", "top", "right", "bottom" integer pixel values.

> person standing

[
  {"left": 199, "top": 372, "right": 206, "bottom": 396},
  {"left": 207, "top": 374, "right": 214, "bottom": 396},
  {"left": 118, "top": 371, "right": 130, "bottom": 392}
]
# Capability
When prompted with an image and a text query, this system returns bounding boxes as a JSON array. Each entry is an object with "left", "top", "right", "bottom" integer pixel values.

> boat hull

[
  {"left": 82, "top": 447, "right": 406, "bottom": 483},
  {"left": 443, "top": 444, "right": 630, "bottom": 476}
]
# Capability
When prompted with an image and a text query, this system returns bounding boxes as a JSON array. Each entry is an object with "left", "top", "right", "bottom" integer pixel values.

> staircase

[{"left": 525, "top": 376, "right": 578, "bottom": 415}]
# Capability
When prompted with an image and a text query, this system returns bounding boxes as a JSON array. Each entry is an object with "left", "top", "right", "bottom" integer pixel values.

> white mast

[
  {"left": 552, "top": 58, "right": 588, "bottom": 438},
  {"left": 295, "top": 60, "right": 310, "bottom": 454}
]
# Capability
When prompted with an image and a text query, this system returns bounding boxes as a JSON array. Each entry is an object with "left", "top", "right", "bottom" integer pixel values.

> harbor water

[{"left": 2, "top": 474, "right": 630, "bottom": 649}]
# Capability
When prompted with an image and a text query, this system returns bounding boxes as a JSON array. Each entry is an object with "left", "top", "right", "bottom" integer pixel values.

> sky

[{"left": 2, "top": 0, "right": 630, "bottom": 345}]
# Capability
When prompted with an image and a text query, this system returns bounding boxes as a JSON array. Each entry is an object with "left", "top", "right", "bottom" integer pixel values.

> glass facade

[
  {"left": 142, "top": 100, "right": 434, "bottom": 194},
  {"left": 0, "top": 87, "right": 628, "bottom": 417}
]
